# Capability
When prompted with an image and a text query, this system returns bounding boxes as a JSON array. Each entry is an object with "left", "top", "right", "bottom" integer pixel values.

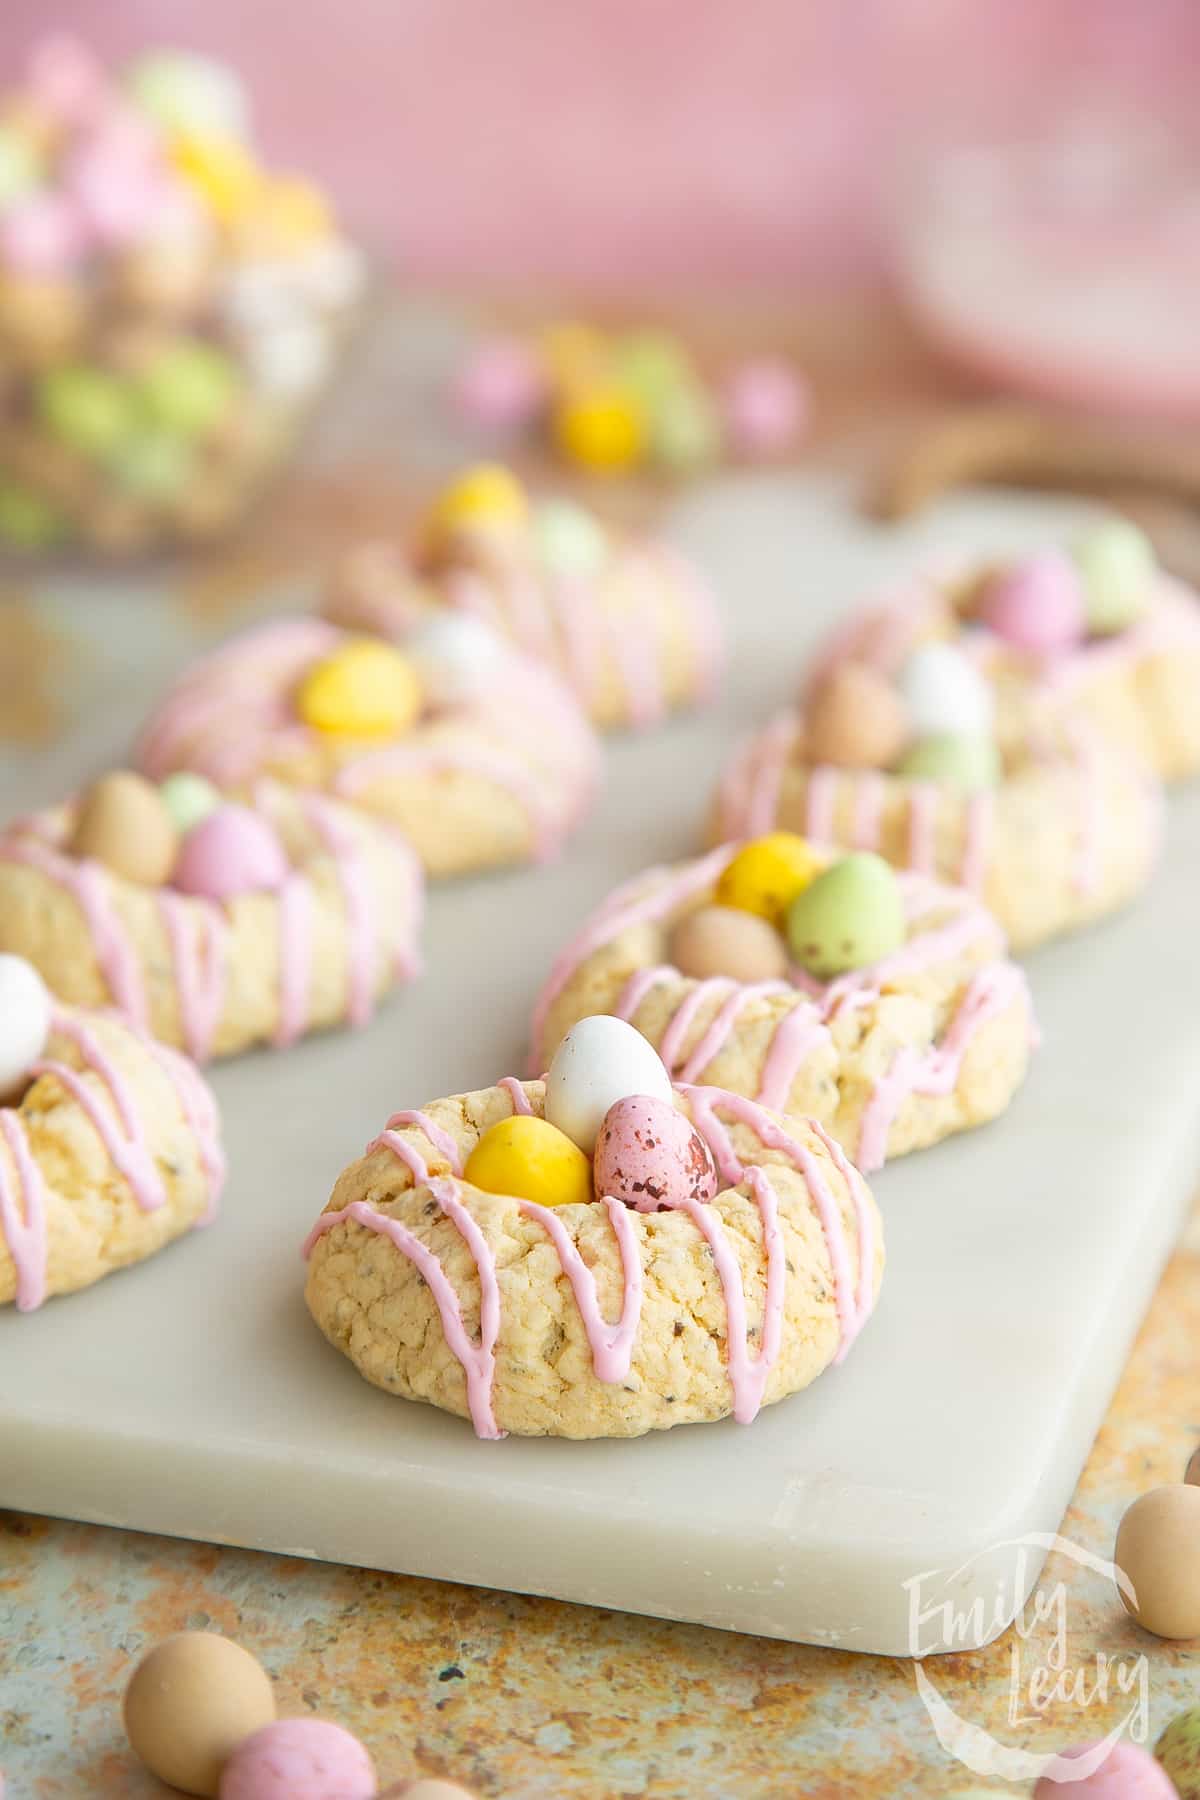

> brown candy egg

[
  {"left": 805, "top": 661, "right": 909, "bottom": 770},
  {"left": 1114, "top": 1483, "right": 1200, "bottom": 1639},
  {"left": 669, "top": 904, "right": 789, "bottom": 983},
  {"left": 69, "top": 771, "right": 179, "bottom": 886},
  {"left": 123, "top": 1630, "right": 276, "bottom": 1796}
]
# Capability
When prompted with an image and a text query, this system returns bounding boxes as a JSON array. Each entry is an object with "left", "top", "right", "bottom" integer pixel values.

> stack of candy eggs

[
  {"left": 0, "top": 36, "right": 364, "bottom": 554},
  {"left": 452, "top": 320, "right": 808, "bottom": 476},
  {"left": 65, "top": 768, "right": 289, "bottom": 901},
  {"left": 667, "top": 832, "right": 907, "bottom": 984},
  {"left": 464, "top": 1016, "right": 720, "bottom": 1212}
]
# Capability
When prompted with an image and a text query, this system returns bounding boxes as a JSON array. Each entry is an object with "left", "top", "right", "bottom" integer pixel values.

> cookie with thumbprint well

[
  {"left": 0, "top": 772, "right": 422, "bottom": 1061},
  {"left": 530, "top": 836, "right": 1035, "bottom": 1174},
  {"left": 304, "top": 1018, "right": 882, "bottom": 1439},
  {"left": 322, "top": 464, "right": 723, "bottom": 731},
  {"left": 0, "top": 954, "right": 223, "bottom": 1310},
  {"left": 135, "top": 615, "right": 600, "bottom": 878}
]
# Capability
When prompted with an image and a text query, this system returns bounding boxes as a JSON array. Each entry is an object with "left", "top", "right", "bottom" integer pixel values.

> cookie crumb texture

[
  {"left": 0, "top": 1008, "right": 222, "bottom": 1308},
  {"left": 0, "top": 782, "right": 422, "bottom": 1060},
  {"left": 305, "top": 1082, "right": 884, "bottom": 1439}
]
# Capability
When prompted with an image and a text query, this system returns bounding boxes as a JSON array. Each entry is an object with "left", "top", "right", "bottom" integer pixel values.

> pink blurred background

[{"left": 1, "top": 0, "right": 1197, "bottom": 289}]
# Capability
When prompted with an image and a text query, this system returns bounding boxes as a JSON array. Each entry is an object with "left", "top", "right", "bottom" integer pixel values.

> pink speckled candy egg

[
  {"left": 721, "top": 357, "right": 809, "bottom": 458},
  {"left": 451, "top": 337, "right": 546, "bottom": 431},
  {"left": 977, "top": 551, "right": 1086, "bottom": 655},
  {"left": 172, "top": 804, "right": 290, "bottom": 901},
  {"left": 26, "top": 35, "right": 108, "bottom": 127},
  {"left": 0, "top": 194, "right": 84, "bottom": 276},
  {"left": 1032, "top": 1740, "right": 1178, "bottom": 1798},
  {"left": 219, "top": 1718, "right": 376, "bottom": 1800},
  {"left": 593, "top": 1095, "right": 719, "bottom": 1212}
]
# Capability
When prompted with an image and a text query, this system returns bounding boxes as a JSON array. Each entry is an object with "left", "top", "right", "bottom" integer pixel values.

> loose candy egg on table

[
  {"left": 296, "top": 641, "right": 423, "bottom": 738},
  {"left": 545, "top": 1015, "right": 675, "bottom": 1155},
  {"left": 977, "top": 551, "right": 1086, "bottom": 655},
  {"left": 172, "top": 804, "right": 290, "bottom": 901},
  {"left": 404, "top": 612, "right": 506, "bottom": 708},
  {"left": 70, "top": 770, "right": 180, "bottom": 885},
  {"left": 593, "top": 1094, "right": 718, "bottom": 1211},
  {"left": 123, "top": 1631, "right": 276, "bottom": 1798},
  {"left": 714, "top": 832, "right": 821, "bottom": 924},
  {"left": 1113, "top": 1482, "right": 1200, "bottom": 1639},
  {"left": 668, "top": 904, "right": 789, "bottom": 984},
  {"left": 553, "top": 386, "right": 646, "bottom": 473},
  {"left": 159, "top": 770, "right": 222, "bottom": 835},
  {"left": 1032, "top": 1742, "right": 1178, "bottom": 1798},
  {"left": 0, "top": 955, "right": 52, "bottom": 1097},
  {"left": 720, "top": 357, "right": 808, "bottom": 459},
  {"left": 218, "top": 1717, "right": 376, "bottom": 1800},
  {"left": 897, "top": 642, "right": 995, "bottom": 738},
  {"left": 896, "top": 731, "right": 1001, "bottom": 793},
  {"left": 532, "top": 497, "right": 608, "bottom": 577},
  {"left": 451, "top": 336, "right": 546, "bottom": 431},
  {"left": 1072, "top": 518, "right": 1155, "bottom": 636},
  {"left": 785, "top": 851, "right": 906, "bottom": 980},
  {"left": 464, "top": 1114, "right": 593, "bottom": 1210},
  {"left": 805, "top": 662, "right": 910, "bottom": 769},
  {"left": 1156, "top": 1707, "right": 1200, "bottom": 1800}
]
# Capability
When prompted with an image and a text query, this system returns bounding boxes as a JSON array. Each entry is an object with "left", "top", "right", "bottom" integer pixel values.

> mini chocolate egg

[
  {"left": 0, "top": 127, "right": 41, "bottom": 208},
  {"left": 137, "top": 340, "right": 238, "bottom": 438},
  {"left": 0, "top": 954, "right": 51, "bottom": 1096},
  {"left": 977, "top": 551, "right": 1086, "bottom": 655},
  {"left": 296, "top": 640, "right": 423, "bottom": 739},
  {"left": 451, "top": 336, "right": 546, "bottom": 431},
  {"left": 1073, "top": 518, "right": 1155, "bottom": 636},
  {"left": 127, "top": 51, "right": 250, "bottom": 142},
  {"left": 593, "top": 1094, "right": 718, "bottom": 1212},
  {"left": 123, "top": 1631, "right": 276, "bottom": 1798},
  {"left": 219, "top": 1717, "right": 376, "bottom": 1800},
  {"left": 896, "top": 731, "right": 1001, "bottom": 792},
  {"left": 404, "top": 612, "right": 506, "bottom": 707},
  {"left": 425, "top": 463, "right": 528, "bottom": 549},
  {"left": 0, "top": 477, "right": 66, "bottom": 549},
  {"left": 1187, "top": 1444, "right": 1200, "bottom": 1487},
  {"left": 159, "top": 771, "right": 222, "bottom": 835},
  {"left": 1114, "top": 1482, "right": 1200, "bottom": 1639},
  {"left": 784, "top": 851, "right": 906, "bottom": 980},
  {"left": 651, "top": 380, "right": 721, "bottom": 473},
  {"left": 532, "top": 497, "right": 608, "bottom": 577},
  {"left": 1156, "top": 1706, "right": 1200, "bottom": 1800},
  {"left": 714, "top": 832, "right": 821, "bottom": 923},
  {"left": 805, "top": 662, "right": 910, "bottom": 769},
  {"left": 668, "top": 904, "right": 788, "bottom": 983},
  {"left": 545, "top": 1015, "right": 674, "bottom": 1155},
  {"left": 70, "top": 771, "right": 180, "bottom": 886},
  {"left": 611, "top": 329, "right": 692, "bottom": 405},
  {"left": 464, "top": 1114, "right": 592, "bottom": 1209},
  {"left": 897, "top": 642, "right": 994, "bottom": 738},
  {"left": 553, "top": 386, "right": 646, "bottom": 473},
  {"left": 721, "top": 357, "right": 808, "bottom": 459},
  {"left": 1033, "top": 1742, "right": 1177, "bottom": 1799},
  {"left": 172, "top": 804, "right": 290, "bottom": 901},
  {"left": 37, "top": 363, "right": 136, "bottom": 459}
]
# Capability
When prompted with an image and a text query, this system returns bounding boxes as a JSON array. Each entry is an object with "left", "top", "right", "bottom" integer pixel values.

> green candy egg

[
  {"left": 612, "top": 330, "right": 694, "bottom": 404},
  {"left": 897, "top": 732, "right": 1001, "bottom": 793},
  {"left": 1072, "top": 518, "right": 1155, "bottom": 636},
  {"left": 38, "top": 366, "right": 138, "bottom": 460},
  {"left": 0, "top": 478, "right": 67, "bottom": 549},
  {"left": 106, "top": 432, "right": 193, "bottom": 499},
  {"left": 532, "top": 497, "right": 608, "bottom": 577},
  {"left": 785, "top": 851, "right": 906, "bottom": 979},
  {"left": 136, "top": 341, "right": 238, "bottom": 439},
  {"left": 652, "top": 380, "right": 721, "bottom": 472},
  {"left": 126, "top": 50, "right": 249, "bottom": 140},
  {"left": 159, "top": 772, "right": 222, "bottom": 835},
  {"left": 1157, "top": 1707, "right": 1200, "bottom": 1800},
  {"left": 0, "top": 128, "right": 41, "bottom": 207}
]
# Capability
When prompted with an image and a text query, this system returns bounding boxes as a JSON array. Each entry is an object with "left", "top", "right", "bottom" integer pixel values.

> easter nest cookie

[
  {"left": 304, "top": 1071, "right": 883, "bottom": 1440},
  {"left": 0, "top": 774, "right": 422, "bottom": 1061},
  {"left": 530, "top": 842, "right": 1036, "bottom": 1174},
  {"left": 323, "top": 466, "right": 723, "bottom": 731},
  {"left": 0, "top": 968, "right": 224, "bottom": 1310},
  {"left": 806, "top": 523, "right": 1200, "bottom": 782},
  {"left": 135, "top": 617, "right": 600, "bottom": 877}
]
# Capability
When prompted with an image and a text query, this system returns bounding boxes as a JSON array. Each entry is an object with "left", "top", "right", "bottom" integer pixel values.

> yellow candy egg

[
  {"left": 260, "top": 175, "right": 331, "bottom": 248},
  {"left": 714, "top": 832, "right": 822, "bottom": 923},
  {"left": 170, "top": 131, "right": 262, "bottom": 223},
  {"left": 553, "top": 386, "right": 646, "bottom": 472},
  {"left": 464, "top": 1115, "right": 593, "bottom": 1210},
  {"left": 426, "top": 463, "right": 528, "bottom": 545},
  {"left": 296, "top": 640, "right": 423, "bottom": 738}
]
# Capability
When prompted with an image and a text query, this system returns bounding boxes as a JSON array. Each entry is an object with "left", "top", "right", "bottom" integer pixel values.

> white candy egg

[
  {"left": 0, "top": 955, "right": 52, "bottom": 1096},
  {"left": 545, "top": 1016, "right": 674, "bottom": 1155},
  {"left": 406, "top": 612, "right": 506, "bottom": 707},
  {"left": 245, "top": 320, "right": 331, "bottom": 398},
  {"left": 897, "top": 641, "right": 994, "bottom": 737}
]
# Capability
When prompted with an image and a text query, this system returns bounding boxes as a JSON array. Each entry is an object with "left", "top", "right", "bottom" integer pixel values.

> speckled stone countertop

[{"left": 1, "top": 296, "right": 1198, "bottom": 1798}]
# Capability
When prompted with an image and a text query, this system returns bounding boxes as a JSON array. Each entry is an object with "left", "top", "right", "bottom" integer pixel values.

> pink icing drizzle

[
  {"left": 0, "top": 838, "right": 147, "bottom": 1026},
  {"left": 0, "top": 1111, "right": 47, "bottom": 1311},
  {"left": 306, "top": 1078, "right": 876, "bottom": 1436},
  {"left": 367, "top": 1108, "right": 464, "bottom": 1184}
]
